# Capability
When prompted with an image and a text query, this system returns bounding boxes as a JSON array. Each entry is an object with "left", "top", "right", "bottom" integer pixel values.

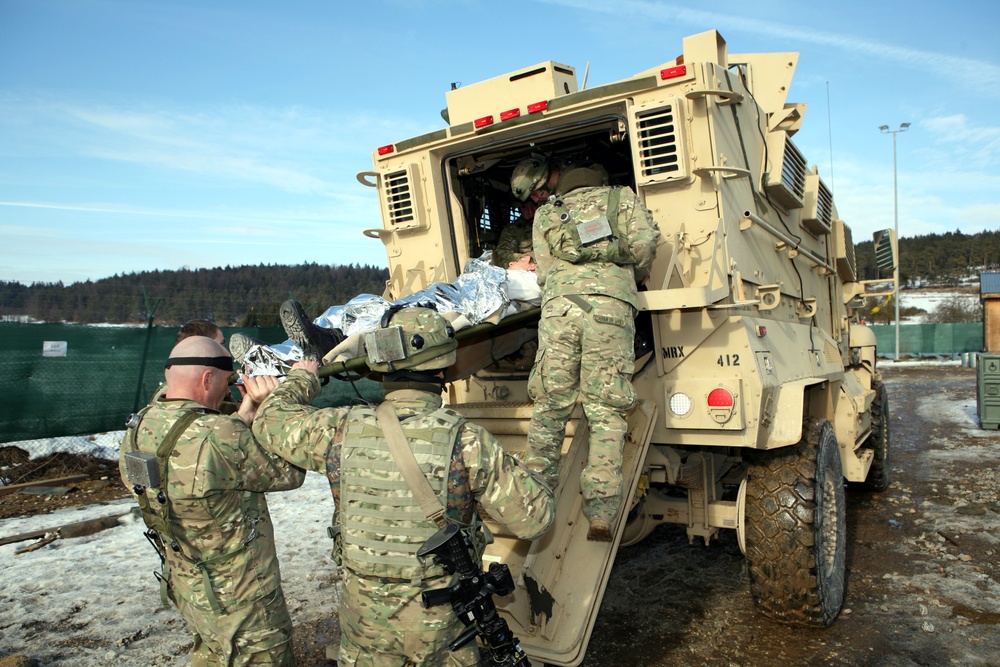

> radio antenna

[{"left": 826, "top": 81, "right": 835, "bottom": 194}]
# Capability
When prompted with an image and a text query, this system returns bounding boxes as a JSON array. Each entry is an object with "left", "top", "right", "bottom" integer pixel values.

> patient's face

[{"left": 508, "top": 254, "right": 537, "bottom": 272}]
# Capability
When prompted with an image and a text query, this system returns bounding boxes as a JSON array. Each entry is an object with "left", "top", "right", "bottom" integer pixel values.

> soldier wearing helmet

[
  {"left": 510, "top": 154, "right": 560, "bottom": 203},
  {"left": 525, "top": 163, "right": 661, "bottom": 542},
  {"left": 246, "top": 306, "right": 555, "bottom": 666}
]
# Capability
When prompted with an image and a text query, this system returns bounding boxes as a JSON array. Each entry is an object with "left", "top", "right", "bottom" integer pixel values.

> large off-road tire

[
  {"left": 744, "top": 417, "right": 846, "bottom": 627},
  {"left": 620, "top": 495, "right": 657, "bottom": 547},
  {"left": 861, "top": 380, "right": 891, "bottom": 491}
]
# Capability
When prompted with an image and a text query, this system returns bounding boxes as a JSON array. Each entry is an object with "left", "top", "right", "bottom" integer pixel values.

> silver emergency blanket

[
  {"left": 314, "top": 258, "right": 508, "bottom": 336},
  {"left": 239, "top": 258, "right": 526, "bottom": 376},
  {"left": 240, "top": 344, "right": 296, "bottom": 377}
]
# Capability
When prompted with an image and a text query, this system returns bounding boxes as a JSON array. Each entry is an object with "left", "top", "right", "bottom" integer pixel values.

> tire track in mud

[{"left": 580, "top": 363, "right": 1000, "bottom": 667}]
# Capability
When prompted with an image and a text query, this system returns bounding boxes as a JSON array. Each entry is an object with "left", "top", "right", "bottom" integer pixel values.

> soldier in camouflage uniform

[
  {"left": 119, "top": 336, "right": 305, "bottom": 667},
  {"left": 491, "top": 200, "right": 537, "bottom": 270},
  {"left": 247, "top": 307, "right": 555, "bottom": 666},
  {"left": 524, "top": 165, "right": 661, "bottom": 541}
]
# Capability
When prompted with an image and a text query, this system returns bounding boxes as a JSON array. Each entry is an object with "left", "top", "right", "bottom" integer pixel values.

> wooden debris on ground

[
  {"left": 0, "top": 511, "right": 132, "bottom": 550},
  {"left": 0, "top": 474, "right": 88, "bottom": 496}
]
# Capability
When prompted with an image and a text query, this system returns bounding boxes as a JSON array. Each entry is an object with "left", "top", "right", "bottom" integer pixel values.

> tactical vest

[
  {"left": 331, "top": 405, "right": 466, "bottom": 581},
  {"left": 121, "top": 406, "right": 254, "bottom": 613},
  {"left": 548, "top": 187, "right": 636, "bottom": 266}
]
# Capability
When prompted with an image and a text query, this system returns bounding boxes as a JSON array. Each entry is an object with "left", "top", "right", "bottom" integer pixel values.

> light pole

[{"left": 880, "top": 122, "right": 910, "bottom": 360}]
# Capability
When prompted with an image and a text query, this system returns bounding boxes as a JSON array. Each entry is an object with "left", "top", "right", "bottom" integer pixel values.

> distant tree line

[
  {"left": 855, "top": 229, "right": 1000, "bottom": 286},
  {"left": 0, "top": 263, "right": 389, "bottom": 326},
  {"left": 3, "top": 229, "right": 997, "bottom": 326}
]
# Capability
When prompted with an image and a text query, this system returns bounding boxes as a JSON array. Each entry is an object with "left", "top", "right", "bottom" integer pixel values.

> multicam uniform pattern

[
  {"left": 527, "top": 184, "right": 660, "bottom": 523},
  {"left": 492, "top": 216, "right": 533, "bottom": 268},
  {"left": 252, "top": 370, "right": 555, "bottom": 667},
  {"left": 119, "top": 398, "right": 305, "bottom": 667}
]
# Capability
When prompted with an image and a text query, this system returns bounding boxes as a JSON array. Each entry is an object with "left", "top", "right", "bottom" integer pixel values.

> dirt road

[
  {"left": 580, "top": 363, "right": 1000, "bottom": 667},
  {"left": 2, "top": 363, "right": 997, "bottom": 666}
]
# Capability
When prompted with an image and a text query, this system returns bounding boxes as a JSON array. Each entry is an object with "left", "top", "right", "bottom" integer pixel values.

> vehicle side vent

[
  {"left": 801, "top": 169, "right": 833, "bottom": 236},
  {"left": 630, "top": 100, "right": 688, "bottom": 187},
  {"left": 764, "top": 136, "right": 806, "bottom": 209},
  {"left": 832, "top": 219, "right": 857, "bottom": 283},
  {"left": 380, "top": 164, "right": 425, "bottom": 231},
  {"left": 385, "top": 170, "right": 414, "bottom": 225}
]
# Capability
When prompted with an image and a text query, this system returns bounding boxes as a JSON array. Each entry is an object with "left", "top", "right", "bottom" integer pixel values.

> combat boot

[
  {"left": 280, "top": 300, "right": 345, "bottom": 361},
  {"left": 586, "top": 518, "right": 612, "bottom": 542},
  {"left": 229, "top": 332, "right": 266, "bottom": 364}
]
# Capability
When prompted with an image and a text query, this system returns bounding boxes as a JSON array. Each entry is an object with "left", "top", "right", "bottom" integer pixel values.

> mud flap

[{"left": 481, "top": 399, "right": 658, "bottom": 667}]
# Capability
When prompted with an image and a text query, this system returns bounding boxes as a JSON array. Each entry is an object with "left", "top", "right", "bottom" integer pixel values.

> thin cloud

[
  {"left": 1, "top": 96, "right": 421, "bottom": 197},
  {"left": 0, "top": 198, "right": 378, "bottom": 225},
  {"left": 540, "top": 0, "right": 1000, "bottom": 93},
  {"left": 0, "top": 201, "right": 214, "bottom": 217}
]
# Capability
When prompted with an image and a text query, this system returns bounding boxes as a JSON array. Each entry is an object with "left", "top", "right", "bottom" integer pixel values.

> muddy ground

[
  {"left": 2, "top": 363, "right": 997, "bottom": 666},
  {"left": 581, "top": 363, "right": 1000, "bottom": 667},
  {"left": 0, "top": 450, "right": 129, "bottom": 521}
]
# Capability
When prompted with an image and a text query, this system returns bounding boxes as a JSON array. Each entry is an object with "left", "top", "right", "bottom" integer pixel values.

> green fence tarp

[
  {"left": 2, "top": 320, "right": 983, "bottom": 443},
  {"left": 869, "top": 322, "right": 983, "bottom": 356},
  {"left": 0, "top": 323, "right": 382, "bottom": 444}
]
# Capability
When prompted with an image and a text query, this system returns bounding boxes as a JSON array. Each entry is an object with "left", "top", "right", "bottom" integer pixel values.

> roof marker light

[
  {"left": 377, "top": 144, "right": 395, "bottom": 156},
  {"left": 660, "top": 65, "right": 687, "bottom": 80},
  {"left": 500, "top": 108, "right": 521, "bottom": 121},
  {"left": 527, "top": 100, "right": 549, "bottom": 114},
  {"left": 474, "top": 115, "right": 495, "bottom": 128}
]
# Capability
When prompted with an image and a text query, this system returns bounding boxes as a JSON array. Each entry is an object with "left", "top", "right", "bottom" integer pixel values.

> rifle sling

[{"left": 375, "top": 401, "right": 448, "bottom": 528}]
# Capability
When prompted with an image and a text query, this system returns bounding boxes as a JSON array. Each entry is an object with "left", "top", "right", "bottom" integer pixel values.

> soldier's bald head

[{"left": 164, "top": 336, "right": 234, "bottom": 404}]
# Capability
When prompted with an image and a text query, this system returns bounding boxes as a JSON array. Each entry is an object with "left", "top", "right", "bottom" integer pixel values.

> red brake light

[
  {"left": 500, "top": 108, "right": 520, "bottom": 121},
  {"left": 707, "top": 388, "right": 734, "bottom": 407},
  {"left": 377, "top": 144, "right": 394, "bottom": 156},
  {"left": 527, "top": 100, "right": 549, "bottom": 114},
  {"left": 474, "top": 115, "right": 494, "bottom": 128},
  {"left": 660, "top": 65, "right": 687, "bottom": 80}
]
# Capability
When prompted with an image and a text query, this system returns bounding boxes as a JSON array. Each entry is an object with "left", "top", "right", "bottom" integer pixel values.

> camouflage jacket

[
  {"left": 251, "top": 371, "right": 555, "bottom": 568},
  {"left": 119, "top": 397, "right": 305, "bottom": 613},
  {"left": 493, "top": 216, "right": 534, "bottom": 268},
  {"left": 533, "top": 185, "right": 660, "bottom": 308}
]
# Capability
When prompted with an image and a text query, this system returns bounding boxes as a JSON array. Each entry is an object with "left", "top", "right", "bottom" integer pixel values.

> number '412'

[{"left": 717, "top": 354, "right": 740, "bottom": 367}]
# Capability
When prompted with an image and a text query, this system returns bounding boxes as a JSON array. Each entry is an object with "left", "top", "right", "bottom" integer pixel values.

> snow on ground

[
  {"left": 897, "top": 289, "right": 979, "bottom": 324},
  {"left": 0, "top": 442, "right": 339, "bottom": 665},
  {"left": 0, "top": 358, "right": 979, "bottom": 665}
]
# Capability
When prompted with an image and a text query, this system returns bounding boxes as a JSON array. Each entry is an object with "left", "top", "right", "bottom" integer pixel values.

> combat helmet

[
  {"left": 364, "top": 306, "right": 457, "bottom": 373},
  {"left": 555, "top": 164, "right": 608, "bottom": 195},
  {"left": 510, "top": 155, "right": 549, "bottom": 201}
]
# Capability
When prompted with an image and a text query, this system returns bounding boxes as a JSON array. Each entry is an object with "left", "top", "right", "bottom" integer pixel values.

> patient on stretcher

[{"left": 232, "top": 254, "right": 540, "bottom": 376}]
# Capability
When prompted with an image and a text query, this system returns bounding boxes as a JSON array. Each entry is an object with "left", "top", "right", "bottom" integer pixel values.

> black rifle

[{"left": 417, "top": 523, "right": 531, "bottom": 666}]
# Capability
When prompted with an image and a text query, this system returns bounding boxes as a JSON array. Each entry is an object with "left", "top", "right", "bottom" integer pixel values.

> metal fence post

[{"left": 132, "top": 288, "right": 162, "bottom": 413}]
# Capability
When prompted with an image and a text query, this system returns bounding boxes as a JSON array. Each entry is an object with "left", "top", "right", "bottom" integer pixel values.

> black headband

[{"left": 164, "top": 356, "right": 234, "bottom": 372}]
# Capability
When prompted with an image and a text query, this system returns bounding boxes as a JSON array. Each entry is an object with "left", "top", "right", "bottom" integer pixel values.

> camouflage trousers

[
  {"left": 524, "top": 294, "right": 637, "bottom": 522},
  {"left": 181, "top": 586, "right": 295, "bottom": 666},
  {"left": 337, "top": 569, "right": 480, "bottom": 666}
]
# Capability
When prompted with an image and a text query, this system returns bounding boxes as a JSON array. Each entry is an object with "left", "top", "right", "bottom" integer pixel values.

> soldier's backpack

[{"left": 546, "top": 186, "right": 637, "bottom": 266}]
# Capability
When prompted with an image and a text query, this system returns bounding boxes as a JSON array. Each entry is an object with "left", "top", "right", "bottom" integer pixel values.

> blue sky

[{"left": 2, "top": 0, "right": 998, "bottom": 285}]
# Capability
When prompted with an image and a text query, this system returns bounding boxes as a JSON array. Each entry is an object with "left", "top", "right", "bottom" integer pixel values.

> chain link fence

[
  {"left": 0, "top": 322, "right": 382, "bottom": 460},
  {"left": 869, "top": 322, "right": 983, "bottom": 357}
]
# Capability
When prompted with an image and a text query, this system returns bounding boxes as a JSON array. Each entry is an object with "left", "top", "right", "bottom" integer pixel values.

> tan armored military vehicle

[{"left": 351, "top": 29, "right": 896, "bottom": 666}]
